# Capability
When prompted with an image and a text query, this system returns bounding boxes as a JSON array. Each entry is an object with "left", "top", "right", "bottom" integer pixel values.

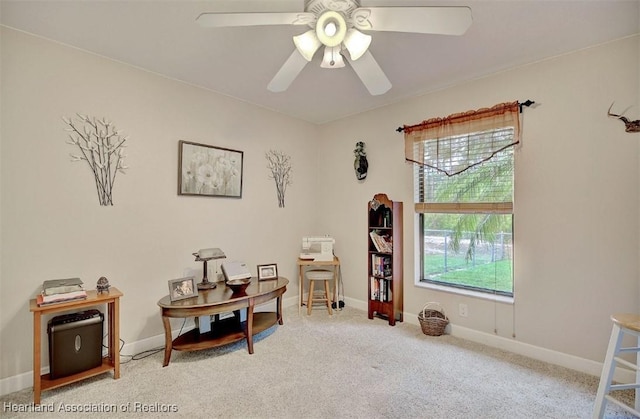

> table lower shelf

[
  {"left": 172, "top": 312, "right": 278, "bottom": 352},
  {"left": 40, "top": 358, "right": 116, "bottom": 392}
]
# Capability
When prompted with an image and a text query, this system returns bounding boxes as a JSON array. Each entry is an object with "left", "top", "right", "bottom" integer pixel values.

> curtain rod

[{"left": 395, "top": 99, "right": 536, "bottom": 133}]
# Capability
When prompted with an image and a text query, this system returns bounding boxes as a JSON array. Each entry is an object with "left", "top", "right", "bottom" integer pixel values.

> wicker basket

[{"left": 418, "top": 302, "right": 449, "bottom": 336}]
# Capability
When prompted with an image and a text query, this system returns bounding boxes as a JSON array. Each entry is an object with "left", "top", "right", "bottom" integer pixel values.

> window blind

[
  {"left": 414, "top": 139, "right": 514, "bottom": 214},
  {"left": 407, "top": 102, "right": 519, "bottom": 214}
]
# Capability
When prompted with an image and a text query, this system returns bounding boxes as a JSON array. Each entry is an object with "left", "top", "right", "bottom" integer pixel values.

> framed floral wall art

[{"left": 178, "top": 140, "right": 243, "bottom": 198}]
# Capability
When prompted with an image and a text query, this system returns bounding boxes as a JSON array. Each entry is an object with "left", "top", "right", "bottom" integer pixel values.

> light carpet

[{"left": 1, "top": 305, "right": 635, "bottom": 418}]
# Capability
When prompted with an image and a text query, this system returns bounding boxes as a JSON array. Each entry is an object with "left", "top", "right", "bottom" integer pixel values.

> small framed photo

[
  {"left": 178, "top": 140, "right": 244, "bottom": 198},
  {"left": 168, "top": 276, "right": 198, "bottom": 301},
  {"left": 257, "top": 264, "right": 278, "bottom": 281}
]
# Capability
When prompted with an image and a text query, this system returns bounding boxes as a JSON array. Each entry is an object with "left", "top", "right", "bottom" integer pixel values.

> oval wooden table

[{"left": 157, "top": 277, "right": 287, "bottom": 366}]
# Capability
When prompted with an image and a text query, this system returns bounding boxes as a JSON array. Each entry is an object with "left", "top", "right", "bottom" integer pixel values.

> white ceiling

[{"left": 1, "top": 0, "right": 639, "bottom": 124}]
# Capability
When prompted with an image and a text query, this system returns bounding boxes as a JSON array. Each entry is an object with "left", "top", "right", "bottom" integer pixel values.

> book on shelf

[
  {"left": 370, "top": 276, "right": 379, "bottom": 300},
  {"left": 369, "top": 231, "right": 393, "bottom": 253},
  {"left": 378, "top": 278, "right": 390, "bottom": 302},
  {"left": 42, "top": 277, "right": 84, "bottom": 295},
  {"left": 37, "top": 290, "right": 87, "bottom": 306},
  {"left": 369, "top": 276, "right": 392, "bottom": 302},
  {"left": 38, "top": 277, "right": 87, "bottom": 306},
  {"left": 371, "top": 254, "right": 392, "bottom": 277}
]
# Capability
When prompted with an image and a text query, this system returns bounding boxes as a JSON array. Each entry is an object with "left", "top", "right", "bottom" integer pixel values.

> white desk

[{"left": 296, "top": 256, "right": 340, "bottom": 315}]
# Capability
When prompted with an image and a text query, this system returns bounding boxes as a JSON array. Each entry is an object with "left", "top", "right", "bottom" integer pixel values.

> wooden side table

[{"left": 29, "top": 287, "right": 123, "bottom": 404}]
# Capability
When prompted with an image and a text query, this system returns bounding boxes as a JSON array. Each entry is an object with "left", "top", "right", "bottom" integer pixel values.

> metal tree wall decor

[
  {"left": 265, "top": 150, "right": 292, "bottom": 208},
  {"left": 63, "top": 114, "right": 130, "bottom": 205}
]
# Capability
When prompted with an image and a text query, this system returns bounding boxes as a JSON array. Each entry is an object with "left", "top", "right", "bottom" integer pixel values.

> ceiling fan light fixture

[
  {"left": 315, "top": 11, "right": 347, "bottom": 47},
  {"left": 320, "top": 46, "right": 345, "bottom": 68},
  {"left": 197, "top": 1, "right": 473, "bottom": 97},
  {"left": 324, "top": 22, "right": 337, "bottom": 37},
  {"left": 344, "top": 29, "right": 371, "bottom": 61},
  {"left": 293, "top": 30, "right": 322, "bottom": 61}
]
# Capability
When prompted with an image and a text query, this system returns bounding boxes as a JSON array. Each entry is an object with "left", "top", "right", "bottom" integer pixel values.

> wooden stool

[
  {"left": 306, "top": 270, "right": 333, "bottom": 315},
  {"left": 593, "top": 313, "right": 640, "bottom": 418}
]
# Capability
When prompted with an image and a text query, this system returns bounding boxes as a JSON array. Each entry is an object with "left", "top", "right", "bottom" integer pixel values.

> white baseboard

[
  {"left": 450, "top": 323, "right": 636, "bottom": 382},
  {"left": 1, "top": 296, "right": 631, "bottom": 396},
  {"left": 345, "top": 297, "right": 633, "bottom": 383},
  {"left": 0, "top": 298, "right": 298, "bottom": 396},
  {"left": 0, "top": 369, "right": 44, "bottom": 398},
  {"left": 0, "top": 319, "right": 198, "bottom": 397},
  {"left": 346, "top": 297, "right": 634, "bottom": 385}
]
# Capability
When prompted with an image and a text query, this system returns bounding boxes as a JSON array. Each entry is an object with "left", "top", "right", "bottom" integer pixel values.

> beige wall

[
  {"left": 0, "top": 28, "right": 320, "bottom": 380},
  {"left": 1, "top": 26, "right": 639, "bottom": 388},
  {"left": 316, "top": 35, "right": 640, "bottom": 363}
]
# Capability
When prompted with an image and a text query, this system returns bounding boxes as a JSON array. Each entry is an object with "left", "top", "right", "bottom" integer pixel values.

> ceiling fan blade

[
  {"left": 353, "top": 6, "right": 472, "bottom": 35},
  {"left": 268, "top": 50, "right": 309, "bottom": 93},
  {"left": 196, "top": 12, "right": 314, "bottom": 28},
  {"left": 345, "top": 51, "right": 391, "bottom": 96}
]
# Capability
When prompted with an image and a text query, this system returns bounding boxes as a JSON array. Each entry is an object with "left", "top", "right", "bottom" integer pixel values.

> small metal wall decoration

[
  {"left": 354, "top": 141, "right": 368, "bottom": 180},
  {"left": 608, "top": 103, "right": 640, "bottom": 133}
]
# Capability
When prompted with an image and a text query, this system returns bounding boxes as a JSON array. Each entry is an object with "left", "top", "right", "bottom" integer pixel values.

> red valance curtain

[{"left": 403, "top": 101, "right": 520, "bottom": 176}]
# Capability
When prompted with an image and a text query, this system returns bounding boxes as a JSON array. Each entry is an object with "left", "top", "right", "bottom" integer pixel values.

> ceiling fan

[{"left": 197, "top": 0, "right": 472, "bottom": 95}]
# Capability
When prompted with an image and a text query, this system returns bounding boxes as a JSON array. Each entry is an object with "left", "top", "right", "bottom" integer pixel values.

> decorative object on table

[
  {"left": 257, "top": 263, "right": 278, "bottom": 280},
  {"left": 38, "top": 277, "right": 87, "bottom": 306},
  {"left": 193, "top": 248, "right": 226, "bottom": 290},
  {"left": 417, "top": 302, "right": 449, "bottom": 336},
  {"left": 265, "top": 149, "right": 292, "bottom": 208},
  {"left": 354, "top": 141, "right": 368, "bottom": 180},
  {"left": 221, "top": 260, "right": 252, "bottom": 281},
  {"left": 168, "top": 276, "right": 198, "bottom": 302},
  {"left": 178, "top": 140, "right": 243, "bottom": 198},
  {"left": 608, "top": 103, "right": 640, "bottom": 133},
  {"left": 96, "top": 276, "right": 110, "bottom": 293},
  {"left": 225, "top": 277, "right": 251, "bottom": 294},
  {"left": 63, "top": 114, "right": 130, "bottom": 206}
]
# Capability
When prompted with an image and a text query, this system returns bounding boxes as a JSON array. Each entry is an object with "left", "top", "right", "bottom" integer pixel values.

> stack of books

[
  {"left": 369, "top": 231, "right": 393, "bottom": 253},
  {"left": 37, "top": 277, "right": 87, "bottom": 306}
]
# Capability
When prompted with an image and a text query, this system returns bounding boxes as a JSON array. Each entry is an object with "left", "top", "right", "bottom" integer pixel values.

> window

[{"left": 403, "top": 102, "right": 519, "bottom": 297}]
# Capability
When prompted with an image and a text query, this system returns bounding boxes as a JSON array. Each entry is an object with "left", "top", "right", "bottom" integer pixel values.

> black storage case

[{"left": 47, "top": 309, "right": 104, "bottom": 379}]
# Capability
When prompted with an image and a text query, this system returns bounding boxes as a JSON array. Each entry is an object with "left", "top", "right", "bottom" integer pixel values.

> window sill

[{"left": 415, "top": 281, "right": 514, "bottom": 305}]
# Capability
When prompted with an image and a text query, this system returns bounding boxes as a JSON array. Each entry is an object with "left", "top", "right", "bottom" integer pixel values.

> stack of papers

[{"left": 37, "top": 277, "right": 87, "bottom": 306}]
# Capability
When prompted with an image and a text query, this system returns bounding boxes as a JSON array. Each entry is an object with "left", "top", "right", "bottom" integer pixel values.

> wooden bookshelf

[{"left": 367, "top": 193, "right": 403, "bottom": 325}]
